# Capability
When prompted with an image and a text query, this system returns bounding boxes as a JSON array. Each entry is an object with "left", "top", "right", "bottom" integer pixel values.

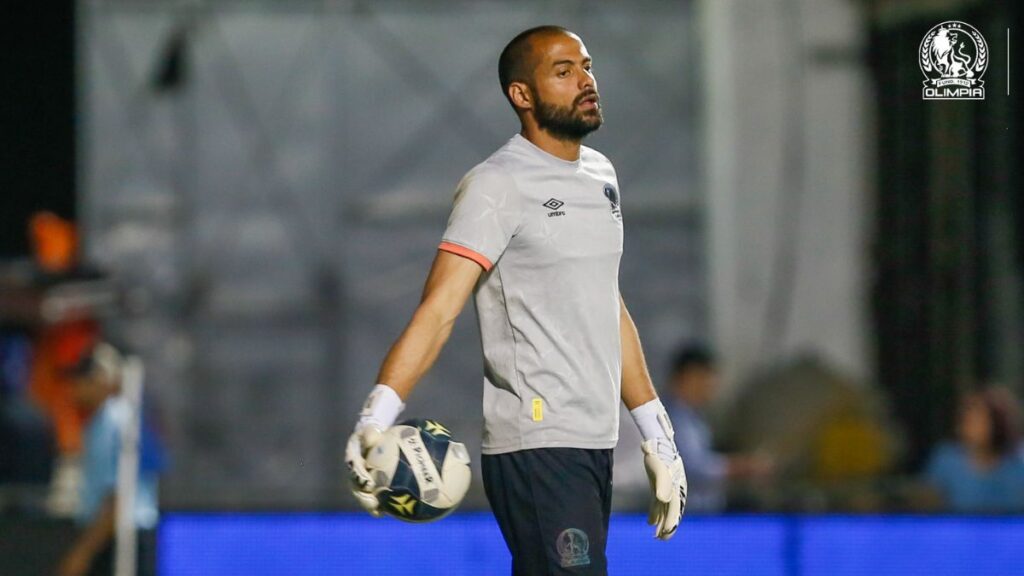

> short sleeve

[
  {"left": 77, "top": 410, "right": 121, "bottom": 523},
  {"left": 439, "top": 166, "right": 520, "bottom": 271}
]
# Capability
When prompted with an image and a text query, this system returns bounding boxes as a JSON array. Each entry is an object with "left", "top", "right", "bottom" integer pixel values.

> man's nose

[{"left": 578, "top": 69, "right": 594, "bottom": 90}]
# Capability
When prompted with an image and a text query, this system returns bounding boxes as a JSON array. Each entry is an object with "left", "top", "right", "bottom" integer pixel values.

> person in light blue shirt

[
  {"left": 58, "top": 343, "right": 165, "bottom": 576},
  {"left": 665, "top": 345, "right": 773, "bottom": 513},
  {"left": 924, "top": 387, "right": 1024, "bottom": 513}
]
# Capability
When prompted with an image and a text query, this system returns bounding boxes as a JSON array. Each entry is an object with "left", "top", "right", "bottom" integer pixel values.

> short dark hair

[
  {"left": 978, "top": 387, "right": 1022, "bottom": 457},
  {"left": 68, "top": 341, "right": 123, "bottom": 382},
  {"left": 498, "top": 25, "right": 572, "bottom": 106},
  {"left": 670, "top": 344, "right": 716, "bottom": 376}
]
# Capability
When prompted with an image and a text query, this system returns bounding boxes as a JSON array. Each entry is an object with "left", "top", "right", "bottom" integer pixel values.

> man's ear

[{"left": 508, "top": 81, "right": 533, "bottom": 111}]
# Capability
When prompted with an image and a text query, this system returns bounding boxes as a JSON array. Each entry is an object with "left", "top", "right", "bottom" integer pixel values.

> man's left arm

[
  {"left": 620, "top": 296, "right": 687, "bottom": 540},
  {"left": 620, "top": 297, "right": 657, "bottom": 410},
  {"left": 58, "top": 495, "right": 116, "bottom": 576}
]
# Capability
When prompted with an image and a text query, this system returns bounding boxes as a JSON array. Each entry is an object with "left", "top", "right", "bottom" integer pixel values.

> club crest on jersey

[
  {"left": 543, "top": 198, "right": 566, "bottom": 217},
  {"left": 603, "top": 184, "right": 621, "bottom": 222}
]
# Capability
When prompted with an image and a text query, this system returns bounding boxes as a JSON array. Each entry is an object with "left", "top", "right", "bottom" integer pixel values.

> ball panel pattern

[{"left": 364, "top": 418, "right": 471, "bottom": 523}]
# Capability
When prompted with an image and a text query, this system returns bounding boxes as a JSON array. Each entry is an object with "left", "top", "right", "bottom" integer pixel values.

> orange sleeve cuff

[{"left": 438, "top": 241, "right": 493, "bottom": 271}]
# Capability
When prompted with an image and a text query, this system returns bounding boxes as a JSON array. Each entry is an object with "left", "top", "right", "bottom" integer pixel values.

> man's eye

[{"left": 558, "top": 69, "right": 570, "bottom": 77}]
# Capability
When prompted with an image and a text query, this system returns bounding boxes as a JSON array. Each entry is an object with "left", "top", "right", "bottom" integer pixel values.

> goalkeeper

[{"left": 346, "top": 25, "right": 686, "bottom": 574}]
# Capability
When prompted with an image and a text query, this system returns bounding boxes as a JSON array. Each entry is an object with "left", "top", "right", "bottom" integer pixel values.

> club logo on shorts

[
  {"left": 556, "top": 528, "right": 591, "bottom": 568},
  {"left": 543, "top": 198, "right": 566, "bottom": 217},
  {"left": 603, "top": 184, "right": 622, "bottom": 222},
  {"left": 919, "top": 21, "right": 988, "bottom": 100}
]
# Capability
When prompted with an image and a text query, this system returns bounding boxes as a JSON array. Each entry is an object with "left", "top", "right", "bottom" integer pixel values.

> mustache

[{"left": 575, "top": 90, "right": 600, "bottom": 106}]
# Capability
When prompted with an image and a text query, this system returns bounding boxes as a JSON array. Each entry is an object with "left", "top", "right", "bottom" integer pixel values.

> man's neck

[
  {"left": 967, "top": 445, "right": 999, "bottom": 471},
  {"left": 520, "top": 125, "right": 581, "bottom": 162}
]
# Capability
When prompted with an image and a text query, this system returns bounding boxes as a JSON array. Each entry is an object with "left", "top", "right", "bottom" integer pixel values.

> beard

[{"left": 532, "top": 88, "right": 603, "bottom": 141}]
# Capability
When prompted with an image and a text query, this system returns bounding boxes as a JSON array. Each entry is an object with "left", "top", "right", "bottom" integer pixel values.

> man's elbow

[{"left": 414, "top": 297, "right": 462, "bottom": 332}]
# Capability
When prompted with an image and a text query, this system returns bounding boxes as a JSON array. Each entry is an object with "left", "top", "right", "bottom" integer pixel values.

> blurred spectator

[
  {"left": 31, "top": 318, "right": 99, "bottom": 516},
  {"left": 57, "top": 343, "right": 165, "bottom": 576},
  {"left": 665, "top": 344, "right": 773, "bottom": 512},
  {"left": 30, "top": 318, "right": 98, "bottom": 457},
  {"left": 724, "top": 355, "right": 900, "bottom": 512},
  {"left": 921, "top": 387, "right": 1024, "bottom": 514},
  {"left": 19, "top": 212, "right": 102, "bottom": 514}
]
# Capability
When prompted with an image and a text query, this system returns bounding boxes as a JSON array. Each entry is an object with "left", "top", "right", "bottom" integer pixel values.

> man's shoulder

[
  {"left": 460, "top": 156, "right": 516, "bottom": 188},
  {"left": 458, "top": 138, "right": 534, "bottom": 187},
  {"left": 450, "top": 154, "right": 522, "bottom": 208},
  {"left": 580, "top": 145, "right": 617, "bottom": 181},
  {"left": 1004, "top": 450, "right": 1024, "bottom": 475},
  {"left": 580, "top": 144, "right": 613, "bottom": 165}
]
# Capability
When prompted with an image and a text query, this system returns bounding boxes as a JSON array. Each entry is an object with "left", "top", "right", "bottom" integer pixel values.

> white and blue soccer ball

[{"left": 365, "top": 419, "right": 472, "bottom": 523}]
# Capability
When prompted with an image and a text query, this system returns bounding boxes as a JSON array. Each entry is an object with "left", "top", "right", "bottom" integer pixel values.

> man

[
  {"left": 57, "top": 343, "right": 163, "bottom": 576},
  {"left": 346, "top": 26, "right": 686, "bottom": 574},
  {"left": 666, "top": 345, "right": 773, "bottom": 513}
]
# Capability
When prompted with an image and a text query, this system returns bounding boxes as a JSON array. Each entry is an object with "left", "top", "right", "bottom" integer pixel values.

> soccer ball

[{"left": 365, "top": 418, "right": 472, "bottom": 522}]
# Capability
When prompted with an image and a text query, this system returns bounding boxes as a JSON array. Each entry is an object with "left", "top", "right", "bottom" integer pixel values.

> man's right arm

[
  {"left": 375, "top": 248, "right": 483, "bottom": 400},
  {"left": 346, "top": 249, "right": 483, "bottom": 515}
]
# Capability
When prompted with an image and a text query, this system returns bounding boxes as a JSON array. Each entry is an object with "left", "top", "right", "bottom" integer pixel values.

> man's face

[
  {"left": 73, "top": 373, "right": 117, "bottom": 411},
  {"left": 527, "top": 33, "right": 603, "bottom": 140},
  {"left": 957, "top": 395, "right": 993, "bottom": 450},
  {"left": 672, "top": 366, "right": 719, "bottom": 407}
]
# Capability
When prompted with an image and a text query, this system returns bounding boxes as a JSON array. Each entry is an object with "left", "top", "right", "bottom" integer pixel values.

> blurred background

[{"left": 1, "top": 0, "right": 1021, "bottom": 574}]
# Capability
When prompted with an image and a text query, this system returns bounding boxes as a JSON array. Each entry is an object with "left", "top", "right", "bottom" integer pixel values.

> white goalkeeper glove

[
  {"left": 344, "top": 384, "right": 404, "bottom": 517},
  {"left": 632, "top": 399, "right": 687, "bottom": 540}
]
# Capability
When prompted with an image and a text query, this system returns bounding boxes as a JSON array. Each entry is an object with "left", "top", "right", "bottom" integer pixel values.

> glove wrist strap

[
  {"left": 631, "top": 398, "right": 673, "bottom": 442},
  {"left": 357, "top": 384, "right": 405, "bottom": 431}
]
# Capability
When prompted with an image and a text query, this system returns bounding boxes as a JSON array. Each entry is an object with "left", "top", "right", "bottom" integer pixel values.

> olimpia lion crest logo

[{"left": 920, "top": 21, "right": 988, "bottom": 100}]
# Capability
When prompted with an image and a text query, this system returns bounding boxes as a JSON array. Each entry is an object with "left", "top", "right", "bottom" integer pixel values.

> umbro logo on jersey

[{"left": 543, "top": 198, "right": 566, "bottom": 217}]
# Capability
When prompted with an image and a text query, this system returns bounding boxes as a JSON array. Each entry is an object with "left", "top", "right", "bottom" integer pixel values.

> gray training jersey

[{"left": 439, "top": 134, "right": 624, "bottom": 455}]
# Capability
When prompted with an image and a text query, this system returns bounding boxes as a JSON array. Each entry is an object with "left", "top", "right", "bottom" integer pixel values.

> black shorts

[{"left": 482, "top": 448, "right": 613, "bottom": 575}]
